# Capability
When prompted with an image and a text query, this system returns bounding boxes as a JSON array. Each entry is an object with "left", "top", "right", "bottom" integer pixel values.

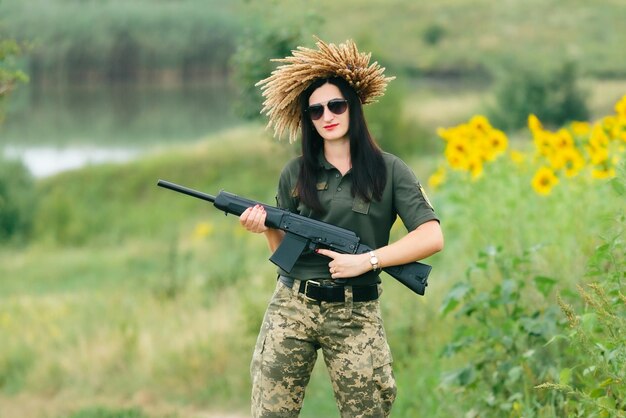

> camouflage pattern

[{"left": 251, "top": 280, "right": 396, "bottom": 418}]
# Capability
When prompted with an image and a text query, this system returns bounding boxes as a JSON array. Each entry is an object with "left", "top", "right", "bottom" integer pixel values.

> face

[{"left": 307, "top": 82, "right": 349, "bottom": 142}]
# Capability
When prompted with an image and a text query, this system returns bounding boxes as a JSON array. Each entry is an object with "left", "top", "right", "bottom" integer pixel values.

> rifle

[{"left": 157, "top": 179, "right": 431, "bottom": 296}]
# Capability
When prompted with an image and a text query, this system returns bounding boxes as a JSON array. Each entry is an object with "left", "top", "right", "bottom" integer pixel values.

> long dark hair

[{"left": 297, "top": 77, "right": 387, "bottom": 213}]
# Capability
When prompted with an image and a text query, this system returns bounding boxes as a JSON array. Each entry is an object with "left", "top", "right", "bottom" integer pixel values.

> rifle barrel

[{"left": 156, "top": 179, "right": 217, "bottom": 203}]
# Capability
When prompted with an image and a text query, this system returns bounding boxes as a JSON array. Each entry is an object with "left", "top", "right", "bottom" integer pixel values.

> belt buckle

[{"left": 303, "top": 280, "right": 321, "bottom": 302}]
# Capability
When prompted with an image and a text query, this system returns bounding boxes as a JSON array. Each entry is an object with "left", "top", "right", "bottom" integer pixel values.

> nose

[{"left": 322, "top": 105, "right": 335, "bottom": 122}]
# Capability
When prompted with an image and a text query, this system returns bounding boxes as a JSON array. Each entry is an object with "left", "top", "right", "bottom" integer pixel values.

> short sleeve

[
  {"left": 275, "top": 157, "right": 300, "bottom": 212},
  {"left": 391, "top": 157, "right": 439, "bottom": 231}
]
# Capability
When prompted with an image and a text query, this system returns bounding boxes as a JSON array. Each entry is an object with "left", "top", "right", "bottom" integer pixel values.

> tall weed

[{"left": 537, "top": 163, "right": 625, "bottom": 417}]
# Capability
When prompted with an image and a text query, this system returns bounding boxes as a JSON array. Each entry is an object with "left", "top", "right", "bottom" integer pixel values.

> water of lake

[{"left": 0, "top": 81, "right": 243, "bottom": 177}]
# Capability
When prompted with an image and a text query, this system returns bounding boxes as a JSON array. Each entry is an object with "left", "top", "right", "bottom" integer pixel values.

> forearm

[
  {"left": 318, "top": 219, "right": 443, "bottom": 279},
  {"left": 375, "top": 220, "right": 443, "bottom": 269},
  {"left": 264, "top": 228, "right": 285, "bottom": 253}
]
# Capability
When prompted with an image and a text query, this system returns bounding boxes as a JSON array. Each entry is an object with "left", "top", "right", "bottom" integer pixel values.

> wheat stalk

[{"left": 256, "top": 36, "right": 395, "bottom": 142}]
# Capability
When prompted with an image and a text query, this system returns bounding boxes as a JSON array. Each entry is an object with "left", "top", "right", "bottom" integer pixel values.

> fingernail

[{"left": 314, "top": 249, "right": 319, "bottom": 253}]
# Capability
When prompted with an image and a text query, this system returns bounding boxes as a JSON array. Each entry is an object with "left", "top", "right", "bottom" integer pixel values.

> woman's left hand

[{"left": 315, "top": 248, "right": 371, "bottom": 279}]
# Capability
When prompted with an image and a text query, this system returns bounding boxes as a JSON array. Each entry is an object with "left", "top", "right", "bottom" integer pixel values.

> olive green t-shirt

[{"left": 275, "top": 151, "right": 439, "bottom": 286}]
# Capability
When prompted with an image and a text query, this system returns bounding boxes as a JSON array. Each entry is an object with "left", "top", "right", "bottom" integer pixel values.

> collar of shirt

[{"left": 317, "top": 149, "right": 352, "bottom": 175}]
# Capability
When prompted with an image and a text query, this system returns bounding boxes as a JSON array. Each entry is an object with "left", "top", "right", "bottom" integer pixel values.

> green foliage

[
  {"left": 0, "top": 0, "right": 238, "bottom": 82},
  {"left": 537, "top": 163, "right": 625, "bottom": 417},
  {"left": 487, "top": 62, "right": 590, "bottom": 131},
  {"left": 230, "top": 7, "right": 323, "bottom": 120},
  {"left": 0, "top": 38, "right": 29, "bottom": 122},
  {"left": 422, "top": 23, "right": 446, "bottom": 46},
  {"left": 230, "top": 27, "right": 307, "bottom": 120},
  {"left": 0, "top": 157, "right": 37, "bottom": 242},
  {"left": 439, "top": 245, "right": 564, "bottom": 416}
]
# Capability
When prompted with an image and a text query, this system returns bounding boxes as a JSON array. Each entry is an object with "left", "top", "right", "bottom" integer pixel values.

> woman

[{"left": 240, "top": 38, "right": 443, "bottom": 418}]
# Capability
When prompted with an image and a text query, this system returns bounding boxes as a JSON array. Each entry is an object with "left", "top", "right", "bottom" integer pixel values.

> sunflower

[
  {"left": 528, "top": 114, "right": 543, "bottom": 134},
  {"left": 591, "top": 166, "right": 616, "bottom": 179},
  {"left": 428, "top": 166, "right": 447, "bottom": 189},
  {"left": 560, "top": 148, "right": 586, "bottom": 177},
  {"left": 532, "top": 167, "right": 559, "bottom": 195}
]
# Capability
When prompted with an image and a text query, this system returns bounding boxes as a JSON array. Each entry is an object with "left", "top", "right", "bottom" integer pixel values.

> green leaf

[
  {"left": 581, "top": 313, "right": 597, "bottom": 332},
  {"left": 533, "top": 275, "right": 557, "bottom": 297},
  {"left": 523, "top": 349, "right": 536, "bottom": 358},
  {"left": 544, "top": 334, "right": 568, "bottom": 347},
  {"left": 520, "top": 317, "right": 546, "bottom": 337},
  {"left": 609, "top": 177, "right": 626, "bottom": 196},
  {"left": 439, "top": 282, "right": 472, "bottom": 316},
  {"left": 457, "top": 365, "right": 477, "bottom": 386},
  {"left": 590, "top": 388, "right": 605, "bottom": 398},
  {"left": 440, "top": 365, "right": 476, "bottom": 388},
  {"left": 597, "top": 396, "right": 616, "bottom": 410},
  {"left": 599, "top": 378, "right": 613, "bottom": 388},
  {"left": 440, "top": 340, "right": 468, "bottom": 358},
  {"left": 559, "top": 368, "right": 572, "bottom": 386},
  {"left": 506, "top": 366, "right": 523, "bottom": 385},
  {"left": 501, "top": 279, "right": 518, "bottom": 302},
  {"left": 583, "top": 365, "right": 597, "bottom": 376}
]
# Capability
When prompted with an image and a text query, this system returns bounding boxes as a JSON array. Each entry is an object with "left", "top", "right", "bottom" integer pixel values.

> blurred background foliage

[
  {"left": 3, "top": 0, "right": 626, "bottom": 82},
  {"left": 1, "top": 0, "right": 625, "bottom": 417}
]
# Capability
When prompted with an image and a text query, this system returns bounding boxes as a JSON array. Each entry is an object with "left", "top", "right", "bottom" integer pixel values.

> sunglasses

[{"left": 306, "top": 99, "right": 348, "bottom": 120}]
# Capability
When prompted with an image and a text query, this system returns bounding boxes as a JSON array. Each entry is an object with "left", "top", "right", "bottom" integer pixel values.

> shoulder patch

[{"left": 419, "top": 183, "right": 434, "bottom": 210}]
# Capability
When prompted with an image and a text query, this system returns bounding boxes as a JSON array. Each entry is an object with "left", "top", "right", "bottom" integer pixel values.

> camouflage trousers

[{"left": 250, "top": 279, "right": 397, "bottom": 418}]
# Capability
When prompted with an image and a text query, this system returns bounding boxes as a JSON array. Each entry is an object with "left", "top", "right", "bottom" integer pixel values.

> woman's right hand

[{"left": 239, "top": 204, "right": 268, "bottom": 234}]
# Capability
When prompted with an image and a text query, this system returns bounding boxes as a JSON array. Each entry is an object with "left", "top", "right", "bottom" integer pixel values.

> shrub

[
  {"left": 488, "top": 62, "right": 589, "bottom": 131},
  {"left": 230, "top": 10, "right": 322, "bottom": 121},
  {"left": 422, "top": 23, "right": 446, "bottom": 46},
  {"left": 439, "top": 245, "right": 564, "bottom": 417},
  {"left": 0, "top": 157, "right": 36, "bottom": 242}
]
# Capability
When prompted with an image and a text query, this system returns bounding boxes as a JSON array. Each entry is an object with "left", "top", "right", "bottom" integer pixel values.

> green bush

[
  {"left": 439, "top": 245, "right": 564, "bottom": 417},
  {"left": 422, "top": 23, "right": 446, "bottom": 46},
  {"left": 0, "top": 157, "right": 36, "bottom": 242},
  {"left": 230, "top": 9, "right": 322, "bottom": 120},
  {"left": 487, "top": 61, "right": 589, "bottom": 131}
]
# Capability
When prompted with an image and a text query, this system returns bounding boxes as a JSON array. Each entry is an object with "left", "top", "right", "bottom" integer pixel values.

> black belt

[{"left": 280, "top": 276, "right": 379, "bottom": 303}]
